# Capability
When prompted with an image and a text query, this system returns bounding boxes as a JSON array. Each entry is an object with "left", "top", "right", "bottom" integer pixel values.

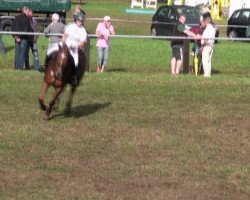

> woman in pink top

[{"left": 95, "top": 16, "right": 115, "bottom": 73}]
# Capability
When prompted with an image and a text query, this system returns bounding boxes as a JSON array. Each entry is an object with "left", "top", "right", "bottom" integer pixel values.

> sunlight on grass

[{"left": 0, "top": 1, "right": 249, "bottom": 199}]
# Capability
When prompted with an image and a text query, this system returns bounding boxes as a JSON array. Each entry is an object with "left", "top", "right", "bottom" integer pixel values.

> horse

[{"left": 38, "top": 42, "right": 86, "bottom": 120}]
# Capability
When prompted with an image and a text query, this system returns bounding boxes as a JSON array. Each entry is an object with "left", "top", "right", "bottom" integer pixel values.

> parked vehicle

[
  {"left": 150, "top": 5, "right": 201, "bottom": 37},
  {"left": 227, "top": 8, "right": 250, "bottom": 39},
  {"left": 151, "top": 5, "right": 219, "bottom": 43},
  {"left": 0, "top": 0, "right": 71, "bottom": 31}
]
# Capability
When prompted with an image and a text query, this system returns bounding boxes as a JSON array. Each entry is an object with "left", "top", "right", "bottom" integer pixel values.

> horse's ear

[{"left": 58, "top": 43, "right": 62, "bottom": 50}]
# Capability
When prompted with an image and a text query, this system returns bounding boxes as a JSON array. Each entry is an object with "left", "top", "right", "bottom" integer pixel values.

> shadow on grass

[
  {"left": 107, "top": 68, "right": 126, "bottom": 73},
  {"left": 51, "top": 102, "right": 111, "bottom": 119},
  {"left": 212, "top": 69, "right": 221, "bottom": 74},
  {"left": 4, "top": 45, "right": 15, "bottom": 53}
]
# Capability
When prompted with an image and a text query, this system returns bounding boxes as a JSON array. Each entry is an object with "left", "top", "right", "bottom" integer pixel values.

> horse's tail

[{"left": 76, "top": 49, "right": 87, "bottom": 83}]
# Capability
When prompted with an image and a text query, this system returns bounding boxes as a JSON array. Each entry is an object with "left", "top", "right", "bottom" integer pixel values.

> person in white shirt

[
  {"left": 63, "top": 11, "right": 87, "bottom": 68},
  {"left": 62, "top": 11, "right": 87, "bottom": 85},
  {"left": 201, "top": 16, "right": 216, "bottom": 78}
]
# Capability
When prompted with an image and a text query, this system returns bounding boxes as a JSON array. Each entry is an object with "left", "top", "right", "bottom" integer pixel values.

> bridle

[{"left": 54, "top": 51, "right": 68, "bottom": 80}]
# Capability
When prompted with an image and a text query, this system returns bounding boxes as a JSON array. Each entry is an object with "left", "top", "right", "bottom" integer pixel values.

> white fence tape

[
  {"left": 1, "top": 31, "right": 250, "bottom": 42},
  {"left": 85, "top": 18, "right": 248, "bottom": 28},
  {"left": 1, "top": 15, "right": 247, "bottom": 28}
]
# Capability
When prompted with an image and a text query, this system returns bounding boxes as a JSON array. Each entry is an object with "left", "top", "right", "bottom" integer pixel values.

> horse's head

[{"left": 56, "top": 42, "right": 71, "bottom": 69}]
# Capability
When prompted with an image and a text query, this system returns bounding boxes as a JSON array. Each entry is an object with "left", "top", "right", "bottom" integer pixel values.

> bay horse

[{"left": 38, "top": 42, "right": 86, "bottom": 120}]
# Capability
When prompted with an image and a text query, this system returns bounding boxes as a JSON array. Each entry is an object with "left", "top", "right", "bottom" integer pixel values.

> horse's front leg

[
  {"left": 65, "top": 86, "right": 77, "bottom": 114},
  {"left": 39, "top": 81, "right": 49, "bottom": 111},
  {"left": 44, "top": 87, "right": 63, "bottom": 120}
]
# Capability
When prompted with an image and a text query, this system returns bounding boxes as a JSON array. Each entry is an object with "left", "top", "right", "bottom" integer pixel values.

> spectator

[
  {"left": 0, "top": 17, "right": 5, "bottom": 54},
  {"left": 191, "top": 16, "right": 206, "bottom": 74},
  {"left": 170, "top": 13, "right": 199, "bottom": 75},
  {"left": 62, "top": 11, "right": 87, "bottom": 85},
  {"left": 246, "top": 25, "right": 250, "bottom": 38},
  {"left": 95, "top": 16, "right": 115, "bottom": 73},
  {"left": 192, "top": 16, "right": 206, "bottom": 56},
  {"left": 73, "top": 5, "right": 85, "bottom": 18},
  {"left": 201, "top": 16, "right": 216, "bottom": 78},
  {"left": 25, "top": 9, "right": 40, "bottom": 70},
  {"left": 12, "top": 6, "right": 30, "bottom": 70},
  {"left": 42, "top": 13, "right": 65, "bottom": 71},
  {"left": 44, "top": 13, "right": 65, "bottom": 55}
]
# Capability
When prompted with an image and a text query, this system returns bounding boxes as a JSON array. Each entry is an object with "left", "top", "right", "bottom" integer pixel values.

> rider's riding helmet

[{"left": 73, "top": 11, "right": 85, "bottom": 22}]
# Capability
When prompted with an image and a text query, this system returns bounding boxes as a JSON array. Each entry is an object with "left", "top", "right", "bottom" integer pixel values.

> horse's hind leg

[
  {"left": 39, "top": 81, "right": 49, "bottom": 111},
  {"left": 45, "top": 87, "right": 63, "bottom": 120},
  {"left": 65, "top": 86, "right": 77, "bottom": 114},
  {"left": 53, "top": 97, "right": 60, "bottom": 112}
]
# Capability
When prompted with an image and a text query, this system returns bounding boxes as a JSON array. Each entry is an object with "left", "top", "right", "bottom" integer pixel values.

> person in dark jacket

[
  {"left": 25, "top": 9, "right": 40, "bottom": 70},
  {"left": 12, "top": 6, "right": 30, "bottom": 70},
  {"left": 170, "top": 13, "right": 199, "bottom": 75},
  {"left": 0, "top": 16, "right": 5, "bottom": 54}
]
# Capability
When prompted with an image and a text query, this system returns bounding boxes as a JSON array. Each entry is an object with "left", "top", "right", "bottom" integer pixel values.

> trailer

[{"left": 0, "top": 0, "right": 71, "bottom": 31}]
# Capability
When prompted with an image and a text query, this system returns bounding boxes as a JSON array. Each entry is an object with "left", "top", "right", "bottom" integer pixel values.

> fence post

[
  {"left": 85, "top": 36, "right": 91, "bottom": 72},
  {"left": 183, "top": 39, "right": 190, "bottom": 74}
]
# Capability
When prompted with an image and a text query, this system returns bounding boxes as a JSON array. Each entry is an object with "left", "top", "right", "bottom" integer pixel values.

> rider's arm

[{"left": 62, "top": 32, "right": 67, "bottom": 42}]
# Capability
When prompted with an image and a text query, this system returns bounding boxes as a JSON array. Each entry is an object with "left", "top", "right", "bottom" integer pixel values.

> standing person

[
  {"left": 246, "top": 25, "right": 250, "bottom": 38},
  {"left": 63, "top": 11, "right": 87, "bottom": 85},
  {"left": 12, "top": 6, "right": 30, "bottom": 70},
  {"left": 0, "top": 17, "right": 5, "bottom": 54},
  {"left": 43, "top": 13, "right": 65, "bottom": 71},
  {"left": 170, "top": 13, "right": 198, "bottom": 75},
  {"left": 25, "top": 9, "right": 40, "bottom": 70},
  {"left": 201, "top": 16, "right": 216, "bottom": 78},
  {"left": 191, "top": 16, "right": 206, "bottom": 56},
  {"left": 191, "top": 16, "right": 206, "bottom": 74},
  {"left": 95, "top": 16, "right": 115, "bottom": 73}
]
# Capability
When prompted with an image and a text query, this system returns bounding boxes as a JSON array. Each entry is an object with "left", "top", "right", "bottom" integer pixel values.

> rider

[{"left": 62, "top": 10, "right": 87, "bottom": 86}]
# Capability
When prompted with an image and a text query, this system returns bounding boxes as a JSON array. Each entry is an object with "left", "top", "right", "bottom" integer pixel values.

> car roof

[
  {"left": 158, "top": 5, "right": 198, "bottom": 9},
  {"left": 233, "top": 8, "right": 250, "bottom": 13}
]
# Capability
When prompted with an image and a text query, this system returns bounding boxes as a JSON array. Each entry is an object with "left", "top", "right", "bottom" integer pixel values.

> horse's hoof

[
  {"left": 64, "top": 107, "right": 71, "bottom": 115},
  {"left": 44, "top": 110, "right": 51, "bottom": 120},
  {"left": 40, "top": 104, "right": 47, "bottom": 111},
  {"left": 52, "top": 105, "right": 59, "bottom": 112},
  {"left": 43, "top": 114, "right": 49, "bottom": 120}
]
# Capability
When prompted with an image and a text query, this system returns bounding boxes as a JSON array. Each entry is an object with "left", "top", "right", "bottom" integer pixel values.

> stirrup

[
  {"left": 71, "top": 76, "right": 77, "bottom": 86},
  {"left": 38, "top": 64, "right": 45, "bottom": 73}
]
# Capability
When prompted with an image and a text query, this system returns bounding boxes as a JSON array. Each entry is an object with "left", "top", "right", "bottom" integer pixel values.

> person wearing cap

[
  {"left": 62, "top": 10, "right": 87, "bottom": 85},
  {"left": 201, "top": 16, "right": 216, "bottom": 78},
  {"left": 95, "top": 16, "right": 115, "bottom": 73}
]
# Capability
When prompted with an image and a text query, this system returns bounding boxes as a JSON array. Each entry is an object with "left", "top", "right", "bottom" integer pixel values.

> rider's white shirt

[
  {"left": 64, "top": 23, "right": 87, "bottom": 49},
  {"left": 64, "top": 23, "right": 87, "bottom": 66}
]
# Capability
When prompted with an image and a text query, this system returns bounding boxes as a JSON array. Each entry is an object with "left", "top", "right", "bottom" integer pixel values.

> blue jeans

[
  {"left": 0, "top": 35, "right": 4, "bottom": 53},
  {"left": 25, "top": 42, "right": 40, "bottom": 70},
  {"left": 15, "top": 39, "right": 28, "bottom": 70},
  {"left": 97, "top": 47, "right": 109, "bottom": 67}
]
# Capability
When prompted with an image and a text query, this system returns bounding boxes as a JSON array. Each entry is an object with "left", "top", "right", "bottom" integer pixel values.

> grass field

[{"left": 0, "top": 1, "right": 250, "bottom": 199}]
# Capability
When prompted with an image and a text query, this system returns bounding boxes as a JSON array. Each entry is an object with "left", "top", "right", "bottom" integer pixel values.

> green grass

[
  {"left": 0, "top": 67, "right": 249, "bottom": 199},
  {"left": 0, "top": 1, "right": 250, "bottom": 199},
  {"left": 0, "top": 38, "right": 250, "bottom": 199}
]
